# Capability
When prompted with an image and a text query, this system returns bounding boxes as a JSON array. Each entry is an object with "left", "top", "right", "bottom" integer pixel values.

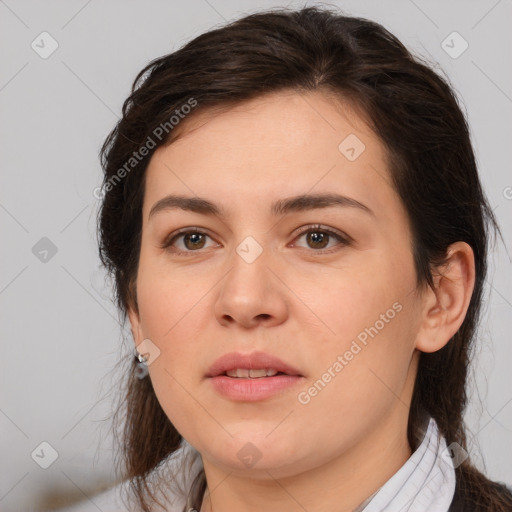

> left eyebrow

[
  {"left": 148, "top": 192, "right": 374, "bottom": 220},
  {"left": 271, "top": 193, "right": 374, "bottom": 217}
]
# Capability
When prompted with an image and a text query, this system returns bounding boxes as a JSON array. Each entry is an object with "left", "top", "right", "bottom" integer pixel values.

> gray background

[{"left": 1, "top": 0, "right": 511, "bottom": 510}]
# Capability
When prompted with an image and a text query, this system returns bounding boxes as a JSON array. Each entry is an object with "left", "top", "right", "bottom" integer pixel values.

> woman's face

[{"left": 129, "top": 90, "right": 425, "bottom": 478}]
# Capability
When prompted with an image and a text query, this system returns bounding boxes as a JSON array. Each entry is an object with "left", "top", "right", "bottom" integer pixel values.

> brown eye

[
  {"left": 305, "top": 231, "right": 330, "bottom": 249},
  {"left": 162, "top": 229, "right": 218, "bottom": 254},
  {"left": 183, "top": 232, "right": 206, "bottom": 250},
  {"left": 293, "top": 225, "right": 350, "bottom": 253}
]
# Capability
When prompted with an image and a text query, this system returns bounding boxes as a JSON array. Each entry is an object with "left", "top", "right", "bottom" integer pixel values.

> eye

[
  {"left": 291, "top": 224, "right": 351, "bottom": 253},
  {"left": 161, "top": 224, "right": 351, "bottom": 256},
  {"left": 161, "top": 228, "right": 219, "bottom": 254}
]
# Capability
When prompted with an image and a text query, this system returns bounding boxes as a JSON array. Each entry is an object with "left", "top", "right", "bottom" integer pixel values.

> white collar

[{"left": 355, "top": 417, "right": 456, "bottom": 512}]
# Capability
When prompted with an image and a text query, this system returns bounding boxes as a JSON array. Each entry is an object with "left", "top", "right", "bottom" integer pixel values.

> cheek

[
  {"left": 134, "top": 251, "right": 215, "bottom": 409},
  {"left": 137, "top": 284, "right": 206, "bottom": 377},
  {"left": 292, "top": 303, "right": 417, "bottom": 459},
  {"left": 291, "top": 251, "right": 418, "bottom": 410},
  {"left": 135, "top": 245, "right": 207, "bottom": 341},
  {"left": 291, "top": 250, "right": 416, "bottom": 347}
]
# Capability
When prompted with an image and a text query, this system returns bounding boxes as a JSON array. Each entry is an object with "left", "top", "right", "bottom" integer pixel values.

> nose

[{"left": 214, "top": 241, "right": 289, "bottom": 329}]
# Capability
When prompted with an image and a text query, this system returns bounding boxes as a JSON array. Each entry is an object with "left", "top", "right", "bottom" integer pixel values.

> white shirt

[
  {"left": 355, "top": 416, "right": 456, "bottom": 511},
  {"left": 59, "top": 417, "right": 455, "bottom": 512}
]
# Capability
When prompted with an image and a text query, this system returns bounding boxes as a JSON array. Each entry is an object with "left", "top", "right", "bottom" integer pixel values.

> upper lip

[{"left": 207, "top": 351, "right": 303, "bottom": 377}]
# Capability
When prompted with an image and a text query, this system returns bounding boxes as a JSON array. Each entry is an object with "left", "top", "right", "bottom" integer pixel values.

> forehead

[
  {"left": 162, "top": 90, "right": 376, "bottom": 159},
  {"left": 143, "top": 90, "right": 393, "bottom": 216}
]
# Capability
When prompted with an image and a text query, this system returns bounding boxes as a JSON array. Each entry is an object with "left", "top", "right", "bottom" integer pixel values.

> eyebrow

[{"left": 148, "top": 192, "right": 374, "bottom": 220}]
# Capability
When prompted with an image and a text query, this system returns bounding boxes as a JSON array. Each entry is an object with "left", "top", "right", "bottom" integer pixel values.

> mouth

[
  {"left": 207, "top": 352, "right": 304, "bottom": 401},
  {"left": 207, "top": 351, "right": 303, "bottom": 379}
]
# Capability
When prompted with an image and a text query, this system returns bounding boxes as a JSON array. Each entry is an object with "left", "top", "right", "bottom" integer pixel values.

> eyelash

[{"left": 161, "top": 224, "right": 351, "bottom": 256}]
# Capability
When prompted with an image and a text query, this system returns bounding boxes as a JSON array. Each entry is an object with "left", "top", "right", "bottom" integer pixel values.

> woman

[{"left": 84, "top": 5, "right": 511, "bottom": 512}]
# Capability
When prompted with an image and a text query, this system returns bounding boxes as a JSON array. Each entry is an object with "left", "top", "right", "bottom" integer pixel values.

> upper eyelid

[{"left": 294, "top": 224, "right": 351, "bottom": 241}]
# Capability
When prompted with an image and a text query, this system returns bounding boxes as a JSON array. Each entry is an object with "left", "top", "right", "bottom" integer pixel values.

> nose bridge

[
  {"left": 235, "top": 234, "right": 266, "bottom": 266},
  {"left": 215, "top": 233, "right": 288, "bottom": 327},
  {"left": 225, "top": 234, "right": 270, "bottom": 300}
]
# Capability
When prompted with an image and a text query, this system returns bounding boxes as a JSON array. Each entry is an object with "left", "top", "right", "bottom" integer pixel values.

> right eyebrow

[{"left": 149, "top": 195, "right": 223, "bottom": 220}]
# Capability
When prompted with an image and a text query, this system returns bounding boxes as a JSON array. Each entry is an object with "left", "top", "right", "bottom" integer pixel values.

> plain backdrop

[{"left": 1, "top": 0, "right": 511, "bottom": 510}]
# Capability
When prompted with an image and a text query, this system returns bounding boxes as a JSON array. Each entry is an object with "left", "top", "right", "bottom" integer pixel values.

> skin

[{"left": 128, "top": 90, "right": 475, "bottom": 512}]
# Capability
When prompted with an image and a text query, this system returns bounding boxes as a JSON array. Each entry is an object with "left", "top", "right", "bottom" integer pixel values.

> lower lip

[{"left": 209, "top": 375, "right": 304, "bottom": 401}]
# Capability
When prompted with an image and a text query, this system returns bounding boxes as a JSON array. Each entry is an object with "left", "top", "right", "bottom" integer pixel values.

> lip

[
  {"left": 206, "top": 351, "right": 303, "bottom": 378},
  {"left": 207, "top": 351, "right": 304, "bottom": 402},
  {"left": 209, "top": 375, "right": 304, "bottom": 401}
]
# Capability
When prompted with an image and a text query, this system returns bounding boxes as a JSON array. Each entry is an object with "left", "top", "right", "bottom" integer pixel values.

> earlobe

[{"left": 415, "top": 242, "right": 475, "bottom": 353}]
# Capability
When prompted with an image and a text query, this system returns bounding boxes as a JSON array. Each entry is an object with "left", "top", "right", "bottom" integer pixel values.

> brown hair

[{"left": 98, "top": 6, "right": 512, "bottom": 511}]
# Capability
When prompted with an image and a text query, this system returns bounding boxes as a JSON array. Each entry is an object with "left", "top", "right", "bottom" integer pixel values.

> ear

[
  {"left": 128, "top": 304, "right": 144, "bottom": 348},
  {"left": 415, "top": 242, "right": 475, "bottom": 353}
]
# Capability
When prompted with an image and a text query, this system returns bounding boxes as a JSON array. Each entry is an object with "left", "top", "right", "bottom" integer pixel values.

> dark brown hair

[{"left": 98, "top": 6, "right": 512, "bottom": 511}]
